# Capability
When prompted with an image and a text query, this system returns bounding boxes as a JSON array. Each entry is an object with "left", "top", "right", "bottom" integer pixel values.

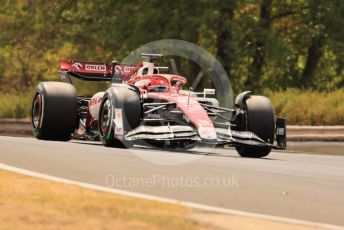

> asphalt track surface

[{"left": 0, "top": 136, "right": 343, "bottom": 227}]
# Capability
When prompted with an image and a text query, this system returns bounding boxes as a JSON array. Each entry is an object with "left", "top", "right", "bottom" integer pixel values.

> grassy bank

[
  {"left": 1, "top": 88, "right": 343, "bottom": 125},
  {"left": 266, "top": 89, "right": 344, "bottom": 125},
  {"left": 0, "top": 91, "right": 32, "bottom": 119}
]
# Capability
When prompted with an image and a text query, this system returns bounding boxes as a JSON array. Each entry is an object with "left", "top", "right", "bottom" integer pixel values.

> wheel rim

[
  {"left": 100, "top": 99, "right": 112, "bottom": 136},
  {"left": 32, "top": 93, "right": 42, "bottom": 129}
]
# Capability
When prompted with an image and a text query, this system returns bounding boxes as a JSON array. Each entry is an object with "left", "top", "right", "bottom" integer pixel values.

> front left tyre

[
  {"left": 98, "top": 86, "right": 141, "bottom": 147},
  {"left": 31, "top": 82, "right": 78, "bottom": 140}
]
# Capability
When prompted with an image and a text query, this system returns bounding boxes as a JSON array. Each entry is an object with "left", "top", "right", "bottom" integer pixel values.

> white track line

[{"left": 0, "top": 162, "right": 342, "bottom": 230}]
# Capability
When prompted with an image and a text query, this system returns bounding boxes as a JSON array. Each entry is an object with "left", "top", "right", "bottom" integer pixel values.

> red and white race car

[{"left": 32, "top": 53, "right": 286, "bottom": 158}]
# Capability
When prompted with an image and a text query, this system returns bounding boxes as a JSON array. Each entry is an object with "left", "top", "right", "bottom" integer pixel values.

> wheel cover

[
  {"left": 32, "top": 93, "right": 43, "bottom": 129},
  {"left": 100, "top": 99, "right": 112, "bottom": 136}
]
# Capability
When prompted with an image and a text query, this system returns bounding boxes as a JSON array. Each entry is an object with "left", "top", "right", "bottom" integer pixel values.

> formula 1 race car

[{"left": 31, "top": 53, "right": 286, "bottom": 158}]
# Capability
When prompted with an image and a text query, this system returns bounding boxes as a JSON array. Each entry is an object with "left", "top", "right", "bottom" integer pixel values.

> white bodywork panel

[{"left": 89, "top": 92, "right": 105, "bottom": 120}]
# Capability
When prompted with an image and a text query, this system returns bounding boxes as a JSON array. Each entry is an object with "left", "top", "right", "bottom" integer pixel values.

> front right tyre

[{"left": 235, "top": 95, "right": 275, "bottom": 158}]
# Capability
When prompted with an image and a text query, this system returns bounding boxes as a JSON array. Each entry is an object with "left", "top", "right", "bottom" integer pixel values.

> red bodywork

[
  {"left": 60, "top": 60, "right": 138, "bottom": 80},
  {"left": 60, "top": 60, "right": 112, "bottom": 76},
  {"left": 128, "top": 74, "right": 214, "bottom": 132}
]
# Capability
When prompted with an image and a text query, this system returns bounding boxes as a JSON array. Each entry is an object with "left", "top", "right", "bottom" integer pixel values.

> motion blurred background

[{"left": 0, "top": 0, "right": 343, "bottom": 125}]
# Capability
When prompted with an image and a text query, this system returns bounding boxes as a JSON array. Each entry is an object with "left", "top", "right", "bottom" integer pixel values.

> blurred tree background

[{"left": 0, "top": 0, "right": 343, "bottom": 124}]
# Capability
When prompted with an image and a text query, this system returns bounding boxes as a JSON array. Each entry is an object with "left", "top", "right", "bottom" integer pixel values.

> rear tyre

[
  {"left": 31, "top": 82, "right": 78, "bottom": 140},
  {"left": 235, "top": 95, "right": 275, "bottom": 158},
  {"left": 99, "top": 86, "right": 141, "bottom": 148}
]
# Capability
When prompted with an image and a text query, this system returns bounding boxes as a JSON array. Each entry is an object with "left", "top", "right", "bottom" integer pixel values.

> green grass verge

[
  {"left": 0, "top": 90, "right": 32, "bottom": 119},
  {"left": 266, "top": 88, "right": 344, "bottom": 125},
  {"left": 1, "top": 88, "right": 343, "bottom": 125}
]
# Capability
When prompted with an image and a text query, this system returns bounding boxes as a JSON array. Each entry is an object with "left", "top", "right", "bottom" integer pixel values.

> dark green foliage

[
  {"left": 0, "top": 0, "right": 343, "bottom": 123},
  {"left": 0, "top": 0, "right": 343, "bottom": 92}
]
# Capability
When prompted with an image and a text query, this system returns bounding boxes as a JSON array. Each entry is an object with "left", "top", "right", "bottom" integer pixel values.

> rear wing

[{"left": 59, "top": 60, "right": 136, "bottom": 82}]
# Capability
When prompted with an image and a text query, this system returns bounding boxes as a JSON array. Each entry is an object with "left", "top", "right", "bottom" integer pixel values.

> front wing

[{"left": 125, "top": 120, "right": 287, "bottom": 150}]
